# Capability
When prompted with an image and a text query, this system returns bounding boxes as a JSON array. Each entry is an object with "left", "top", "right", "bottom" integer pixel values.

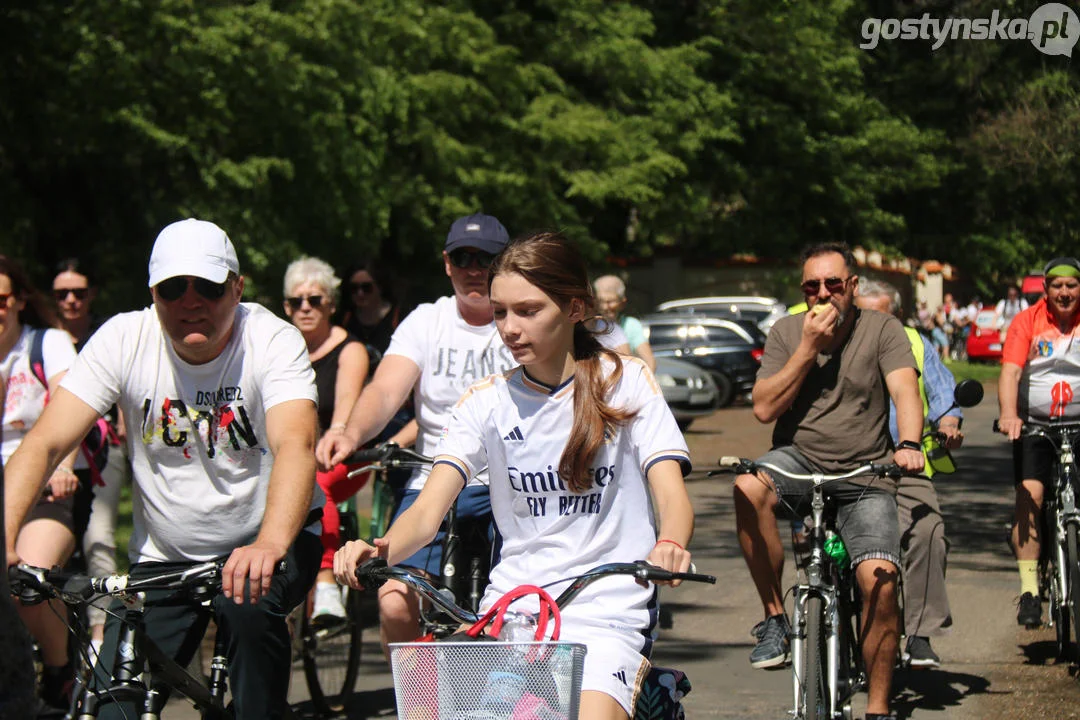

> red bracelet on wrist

[{"left": 655, "top": 538, "right": 684, "bottom": 551}]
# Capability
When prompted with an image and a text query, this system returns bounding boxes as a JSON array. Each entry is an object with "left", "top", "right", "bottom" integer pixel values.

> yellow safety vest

[{"left": 903, "top": 326, "right": 954, "bottom": 476}]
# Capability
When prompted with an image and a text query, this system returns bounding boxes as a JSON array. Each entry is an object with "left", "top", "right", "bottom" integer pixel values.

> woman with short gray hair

[{"left": 283, "top": 256, "right": 370, "bottom": 622}]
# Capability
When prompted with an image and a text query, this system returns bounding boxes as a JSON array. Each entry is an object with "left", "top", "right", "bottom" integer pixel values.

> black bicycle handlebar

[
  {"left": 356, "top": 558, "right": 716, "bottom": 626},
  {"left": 9, "top": 557, "right": 287, "bottom": 606},
  {"left": 344, "top": 442, "right": 433, "bottom": 468}
]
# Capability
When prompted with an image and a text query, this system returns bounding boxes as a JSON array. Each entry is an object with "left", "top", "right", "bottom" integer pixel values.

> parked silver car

[
  {"left": 655, "top": 295, "right": 788, "bottom": 333},
  {"left": 653, "top": 356, "right": 720, "bottom": 431}
]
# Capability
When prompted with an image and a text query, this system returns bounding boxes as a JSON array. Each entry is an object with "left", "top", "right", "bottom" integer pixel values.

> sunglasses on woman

[
  {"left": 53, "top": 288, "right": 89, "bottom": 301},
  {"left": 155, "top": 277, "right": 229, "bottom": 302},
  {"left": 448, "top": 249, "right": 497, "bottom": 269},
  {"left": 285, "top": 295, "right": 325, "bottom": 310},
  {"left": 801, "top": 277, "right": 849, "bottom": 296},
  {"left": 350, "top": 281, "right": 375, "bottom": 294}
]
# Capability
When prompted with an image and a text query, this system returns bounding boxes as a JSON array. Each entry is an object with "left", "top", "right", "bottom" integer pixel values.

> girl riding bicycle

[{"left": 335, "top": 231, "right": 695, "bottom": 720}]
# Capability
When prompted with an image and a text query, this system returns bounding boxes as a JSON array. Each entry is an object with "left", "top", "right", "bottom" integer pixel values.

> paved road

[{"left": 167, "top": 383, "right": 1080, "bottom": 719}]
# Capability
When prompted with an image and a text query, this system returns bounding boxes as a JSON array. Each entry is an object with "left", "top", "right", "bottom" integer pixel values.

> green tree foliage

[{"left": 1, "top": 0, "right": 1066, "bottom": 308}]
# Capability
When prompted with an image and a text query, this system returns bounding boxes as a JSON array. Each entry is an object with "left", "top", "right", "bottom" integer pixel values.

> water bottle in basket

[{"left": 473, "top": 670, "right": 528, "bottom": 719}]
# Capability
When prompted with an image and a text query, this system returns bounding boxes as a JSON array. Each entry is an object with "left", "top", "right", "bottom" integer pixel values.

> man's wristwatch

[{"left": 896, "top": 440, "right": 922, "bottom": 452}]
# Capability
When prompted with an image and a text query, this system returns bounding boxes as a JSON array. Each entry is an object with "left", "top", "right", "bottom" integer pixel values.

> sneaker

[
  {"left": 1017, "top": 592, "right": 1043, "bottom": 628},
  {"left": 905, "top": 636, "right": 941, "bottom": 669},
  {"left": 311, "top": 582, "right": 347, "bottom": 628},
  {"left": 749, "top": 614, "right": 791, "bottom": 669}
]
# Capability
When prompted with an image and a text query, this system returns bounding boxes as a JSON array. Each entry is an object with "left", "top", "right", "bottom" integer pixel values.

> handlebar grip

[
  {"left": 673, "top": 571, "right": 717, "bottom": 584},
  {"left": 355, "top": 558, "right": 390, "bottom": 588},
  {"left": 344, "top": 447, "right": 391, "bottom": 464},
  {"left": 993, "top": 419, "right": 1000, "bottom": 433}
]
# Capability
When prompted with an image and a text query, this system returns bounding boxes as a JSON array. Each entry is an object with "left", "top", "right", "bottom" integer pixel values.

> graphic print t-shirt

[
  {"left": 385, "top": 295, "right": 516, "bottom": 490},
  {"left": 61, "top": 304, "right": 318, "bottom": 563},
  {"left": 436, "top": 357, "right": 691, "bottom": 630},
  {"left": 1002, "top": 299, "right": 1080, "bottom": 422},
  {"left": 2, "top": 327, "right": 76, "bottom": 463}
]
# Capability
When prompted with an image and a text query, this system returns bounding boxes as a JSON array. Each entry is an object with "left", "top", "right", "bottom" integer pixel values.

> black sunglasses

[
  {"left": 350, "top": 281, "right": 375, "bottom": 294},
  {"left": 53, "top": 288, "right": 89, "bottom": 301},
  {"left": 156, "top": 277, "right": 229, "bottom": 302},
  {"left": 801, "top": 277, "right": 849, "bottom": 296},
  {"left": 286, "top": 295, "right": 325, "bottom": 310},
  {"left": 448, "top": 249, "right": 497, "bottom": 269}
]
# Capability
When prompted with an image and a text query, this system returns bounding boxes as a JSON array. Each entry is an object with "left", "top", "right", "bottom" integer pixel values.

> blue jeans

[{"left": 393, "top": 485, "right": 495, "bottom": 575}]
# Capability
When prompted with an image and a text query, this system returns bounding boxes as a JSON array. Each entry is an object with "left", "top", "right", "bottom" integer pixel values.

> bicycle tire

[
  {"left": 300, "top": 586, "right": 362, "bottom": 716},
  {"left": 801, "top": 595, "right": 827, "bottom": 720},
  {"left": 1068, "top": 522, "right": 1080, "bottom": 664},
  {"left": 1049, "top": 515, "right": 1071, "bottom": 659}
]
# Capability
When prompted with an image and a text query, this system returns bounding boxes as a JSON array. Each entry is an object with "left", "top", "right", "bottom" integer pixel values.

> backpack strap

[{"left": 29, "top": 328, "right": 49, "bottom": 397}]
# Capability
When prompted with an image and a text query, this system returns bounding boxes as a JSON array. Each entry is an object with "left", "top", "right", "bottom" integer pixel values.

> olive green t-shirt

[{"left": 757, "top": 308, "right": 916, "bottom": 480}]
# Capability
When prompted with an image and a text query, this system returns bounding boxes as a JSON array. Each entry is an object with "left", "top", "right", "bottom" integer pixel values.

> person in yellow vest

[
  {"left": 788, "top": 300, "right": 808, "bottom": 315},
  {"left": 856, "top": 278, "right": 964, "bottom": 669}
]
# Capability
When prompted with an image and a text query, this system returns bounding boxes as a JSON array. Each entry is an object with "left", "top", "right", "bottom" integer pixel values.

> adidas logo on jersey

[
  {"left": 612, "top": 669, "right": 627, "bottom": 685},
  {"left": 503, "top": 425, "right": 525, "bottom": 441}
]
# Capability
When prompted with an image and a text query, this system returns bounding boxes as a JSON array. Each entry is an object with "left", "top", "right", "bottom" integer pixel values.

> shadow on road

[{"left": 891, "top": 668, "right": 995, "bottom": 718}]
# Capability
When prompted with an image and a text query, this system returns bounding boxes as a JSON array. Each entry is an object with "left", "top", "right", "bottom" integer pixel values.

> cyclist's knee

[
  {"left": 733, "top": 472, "right": 776, "bottom": 510},
  {"left": 378, "top": 580, "right": 418, "bottom": 624}
]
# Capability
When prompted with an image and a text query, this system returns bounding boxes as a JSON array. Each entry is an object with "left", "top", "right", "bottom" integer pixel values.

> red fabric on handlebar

[{"left": 465, "top": 584, "right": 561, "bottom": 641}]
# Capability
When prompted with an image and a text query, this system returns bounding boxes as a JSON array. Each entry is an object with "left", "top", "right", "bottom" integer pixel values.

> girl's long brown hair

[{"left": 489, "top": 232, "right": 637, "bottom": 493}]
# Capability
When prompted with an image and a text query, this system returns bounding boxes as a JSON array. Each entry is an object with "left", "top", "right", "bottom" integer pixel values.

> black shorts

[
  {"left": 1012, "top": 435, "right": 1056, "bottom": 486},
  {"left": 23, "top": 468, "right": 94, "bottom": 540}
]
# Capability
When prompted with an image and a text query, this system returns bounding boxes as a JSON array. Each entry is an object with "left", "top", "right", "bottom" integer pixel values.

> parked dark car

[
  {"left": 640, "top": 313, "right": 765, "bottom": 407},
  {"left": 653, "top": 356, "right": 720, "bottom": 431}
]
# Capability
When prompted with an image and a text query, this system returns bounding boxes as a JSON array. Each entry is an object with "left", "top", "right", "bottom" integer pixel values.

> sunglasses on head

[
  {"left": 54, "top": 288, "right": 89, "bottom": 301},
  {"left": 155, "top": 276, "right": 229, "bottom": 302},
  {"left": 285, "top": 295, "right": 325, "bottom": 310},
  {"left": 801, "top": 277, "right": 849, "bottom": 296},
  {"left": 448, "top": 249, "right": 497, "bottom": 269},
  {"left": 350, "top": 281, "right": 375, "bottom": 294}
]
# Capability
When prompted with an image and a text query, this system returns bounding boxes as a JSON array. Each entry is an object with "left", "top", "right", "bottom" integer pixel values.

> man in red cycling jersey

[{"left": 998, "top": 257, "right": 1080, "bottom": 627}]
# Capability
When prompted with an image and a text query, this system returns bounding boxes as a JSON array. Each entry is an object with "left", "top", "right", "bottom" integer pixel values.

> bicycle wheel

[
  {"left": 1068, "top": 523, "right": 1080, "bottom": 663},
  {"left": 300, "top": 586, "right": 362, "bottom": 716},
  {"left": 801, "top": 595, "right": 827, "bottom": 720}
]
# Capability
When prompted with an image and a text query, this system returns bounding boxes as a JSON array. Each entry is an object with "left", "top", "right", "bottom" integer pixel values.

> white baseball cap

[{"left": 147, "top": 219, "right": 240, "bottom": 288}]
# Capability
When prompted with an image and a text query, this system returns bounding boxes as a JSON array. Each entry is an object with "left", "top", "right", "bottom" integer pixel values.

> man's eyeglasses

[
  {"left": 53, "top": 288, "right": 89, "bottom": 301},
  {"left": 155, "top": 277, "right": 229, "bottom": 302},
  {"left": 801, "top": 277, "right": 849, "bottom": 296},
  {"left": 351, "top": 281, "right": 375, "bottom": 294},
  {"left": 285, "top": 295, "right": 325, "bottom": 311},
  {"left": 448, "top": 249, "right": 497, "bottom": 270}
]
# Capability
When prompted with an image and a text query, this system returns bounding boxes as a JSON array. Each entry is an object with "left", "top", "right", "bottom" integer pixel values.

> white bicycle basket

[{"left": 389, "top": 640, "right": 586, "bottom": 720}]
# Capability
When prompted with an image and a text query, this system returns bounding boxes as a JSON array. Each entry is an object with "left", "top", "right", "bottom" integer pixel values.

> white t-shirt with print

[
  {"left": 2, "top": 327, "right": 77, "bottom": 464},
  {"left": 385, "top": 295, "right": 516, "bottom": 490},
  {"left": 61, "top": 303, "right": 319, "bottom": 564},
  {"left": 435, "top": 356, "right": 691, "bottom": 631}
]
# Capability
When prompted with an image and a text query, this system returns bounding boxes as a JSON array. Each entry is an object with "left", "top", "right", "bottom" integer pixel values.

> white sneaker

[{"left": 311, "top": 582, "right": 347, "bottom": 624}]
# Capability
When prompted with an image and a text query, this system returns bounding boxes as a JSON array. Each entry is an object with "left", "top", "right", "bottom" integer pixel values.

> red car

[{"left": 966, "top": 306, "right": 1003, "bottom": 362}]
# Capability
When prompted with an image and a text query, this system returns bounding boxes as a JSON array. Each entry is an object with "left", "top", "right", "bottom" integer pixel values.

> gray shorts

[{"left": 756, "top": 446, "right": 900, "bottom": 568}]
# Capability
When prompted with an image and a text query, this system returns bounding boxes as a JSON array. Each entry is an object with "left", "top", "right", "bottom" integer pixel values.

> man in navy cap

[
  {"left": 998, "top": 256, "right": 1080, "bottom": 627},
  {"left": 318, "top": 213, "right": 513, "bottom": 655}
]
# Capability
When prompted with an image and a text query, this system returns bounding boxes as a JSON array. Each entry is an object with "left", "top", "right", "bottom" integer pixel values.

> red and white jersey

[
  {"left": 435, "top": 356, "right": 690, "bottom": 630},
  {"left": 1002, "top": 299, "right": 1080, "bottom": 422}
]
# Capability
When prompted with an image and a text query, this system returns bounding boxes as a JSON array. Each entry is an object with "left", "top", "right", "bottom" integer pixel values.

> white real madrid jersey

[{"left": 436, "top": 356, "right": 690, "bottom": 631}]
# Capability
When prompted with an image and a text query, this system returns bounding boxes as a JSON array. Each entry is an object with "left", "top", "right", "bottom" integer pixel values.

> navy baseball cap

[
  {"left": 445, "top": 213, "right": 510, "bottom": 255},
  {"left": 1043, "top": 257, "right": 1080, "bottom": 278}
]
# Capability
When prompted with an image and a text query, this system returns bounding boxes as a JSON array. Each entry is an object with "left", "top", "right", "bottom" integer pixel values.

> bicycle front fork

[{"left": 791, "top": 585, "right": 842, "bottom": 720}]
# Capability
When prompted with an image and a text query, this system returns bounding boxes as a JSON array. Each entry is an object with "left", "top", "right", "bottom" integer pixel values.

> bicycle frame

[{"left": 789, "top": 480, "right": 863, "bottom": 720}]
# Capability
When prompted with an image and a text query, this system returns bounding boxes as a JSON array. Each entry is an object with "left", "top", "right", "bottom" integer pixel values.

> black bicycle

[
  {"left": 9, "top": 558, "right": 296, "bottom": 719},
  {"left": 296, "top": 442, "right": 493, "bottom": 714},
  {"left": 1001, "top": 419, "right": 1080, "bottom": 661},
  {"left": 356, "top": 558, "right": 716, "bottom": 719}
]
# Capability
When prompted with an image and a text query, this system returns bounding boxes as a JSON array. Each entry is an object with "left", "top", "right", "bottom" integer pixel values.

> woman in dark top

[
  {"left": 341, "top": 262, "right": 402, "bottom": 368},
  {"left": 284, "top": 257, "right": 369, "bottom": 622}
]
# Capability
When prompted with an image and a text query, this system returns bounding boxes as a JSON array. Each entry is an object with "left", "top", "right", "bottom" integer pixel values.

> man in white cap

[
  {"left": 317, "top": 212, "right": 513, "bottom": 656},
  {"left": 3, "top": 218, "right": 321, "bottom": 718}
]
